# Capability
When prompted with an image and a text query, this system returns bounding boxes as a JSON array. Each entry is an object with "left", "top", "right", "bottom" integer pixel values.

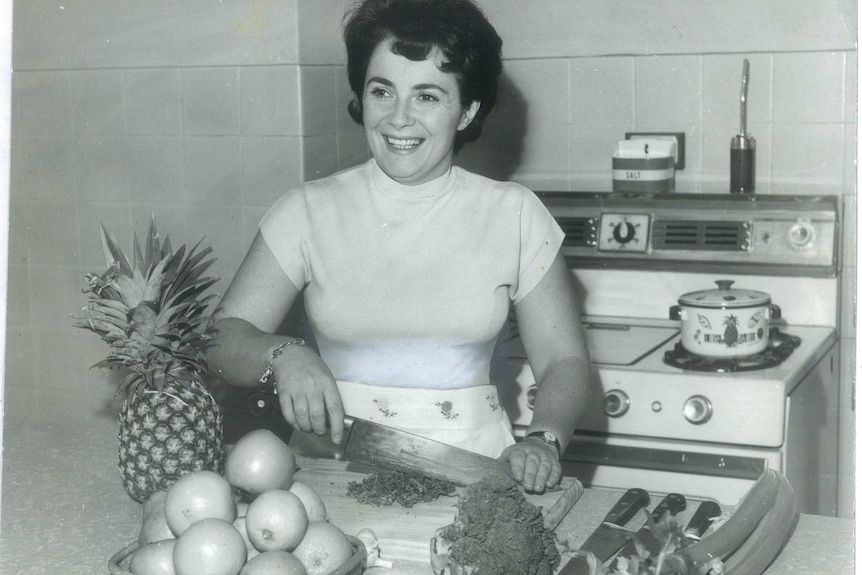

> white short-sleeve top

[{"left": 260, "top": 159, "right": 564, "bottom": 390}]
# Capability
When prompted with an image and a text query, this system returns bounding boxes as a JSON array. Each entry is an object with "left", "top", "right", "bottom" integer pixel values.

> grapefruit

[
  {"left": 128, "top": 539, "right": 176, "bottom": 575},
  {"left": 164, "top": 470, "right": 237, "bottom": 537},
  {"left": 232, "top": 515, "right": 261, "bottom": 561},
  {"left": 225, "top": 429, "right": 297, "bottom": 497},
  {"left": 139, "top": 491, "right": 175, "bottom": 546},
  {"left": 239, "top": 550, "right": 308, "bottom": 575},
  {"left": 172, "top": 517, "right": 247, "bottom": 575},
  {"left": 292, "top": 521, "right": 354, "bottom": 575},
  {"left": 287, "top": 481, "right": 327, "bottom": 522},
  {"left": 245, "top": 489, "right": 308, "bottom": 552}
]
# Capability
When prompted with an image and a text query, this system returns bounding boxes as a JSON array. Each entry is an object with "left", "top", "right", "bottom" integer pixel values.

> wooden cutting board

[{"left": 294, "top": 457, "right": 582, "bottom": 566}]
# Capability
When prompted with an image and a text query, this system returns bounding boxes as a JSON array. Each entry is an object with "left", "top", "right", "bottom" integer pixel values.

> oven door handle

[{"left": 563, "top": 441, "right": 766, "bottom": 480}]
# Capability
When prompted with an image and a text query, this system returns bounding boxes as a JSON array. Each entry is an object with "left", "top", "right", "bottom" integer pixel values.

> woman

[{"left": 209, "top": 0, "right": 592, "bottom": 493}]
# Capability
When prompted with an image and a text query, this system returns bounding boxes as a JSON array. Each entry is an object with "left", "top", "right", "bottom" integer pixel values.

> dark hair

[{"left": 343, "top": 0, "right": 503, "bottom": 152}]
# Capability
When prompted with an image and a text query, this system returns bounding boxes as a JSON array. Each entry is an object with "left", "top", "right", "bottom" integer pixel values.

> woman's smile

[
  {"left": 385, "top": 136, "right": 424, "bottom": 151},
  {"left": 362, "top": 39, "right": 479, "bottom": 186}
]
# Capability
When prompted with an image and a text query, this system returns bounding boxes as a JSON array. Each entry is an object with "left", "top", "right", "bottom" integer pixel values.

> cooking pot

[{"left": 669, "top": 280, "right": 781, "bottom": 358}]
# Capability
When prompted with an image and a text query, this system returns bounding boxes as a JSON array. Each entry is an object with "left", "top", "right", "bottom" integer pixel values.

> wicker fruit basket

[{"left": 109, "top": 535, "right": 367, "bottom": 575}]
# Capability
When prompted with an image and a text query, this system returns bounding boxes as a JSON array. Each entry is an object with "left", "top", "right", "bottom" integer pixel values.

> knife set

[{"left": 559, "top": 490, "right": 721, "bottom": 575}]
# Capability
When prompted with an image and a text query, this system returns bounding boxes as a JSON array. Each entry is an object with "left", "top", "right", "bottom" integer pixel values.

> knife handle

[
  {"left": 685, "top": 500, "right": 721, "bottom": 539},
  {"left": 605, "top": 488, "right": 651, "bottom": 526},
  {"left": 650, "top": 493, "right": 686, "bottom": 522}
]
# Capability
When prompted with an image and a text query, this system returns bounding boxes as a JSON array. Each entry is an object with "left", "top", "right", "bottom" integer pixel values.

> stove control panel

[{"left": 539, "top": 192, "right": 839, "bottom": 277}]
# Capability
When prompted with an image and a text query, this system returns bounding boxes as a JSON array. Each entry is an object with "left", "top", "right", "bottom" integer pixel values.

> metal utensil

[
  {"left": 342, "top": 417, "right": 514, "bottom": 486},
  {"left": 730, "top": 58, "right": 756, "bottom": 193},
  {"left": 556, "top": 488, "right": 651, "bottom": 575},
  {"left": 616, "top": 493, "right": 687, "bottom": 559},
  {"left": 684, "top": 500, "right": 722, "bottom": 543}
]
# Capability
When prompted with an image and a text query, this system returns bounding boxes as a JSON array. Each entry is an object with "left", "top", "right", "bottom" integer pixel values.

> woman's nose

[{"left": 388, "top": 98, "right": 413, "bottom": 128}]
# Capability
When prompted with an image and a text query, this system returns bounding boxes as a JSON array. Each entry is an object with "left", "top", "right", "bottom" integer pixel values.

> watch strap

[{"left": 525, "top": 431, "right": 561, "bottom": 456}]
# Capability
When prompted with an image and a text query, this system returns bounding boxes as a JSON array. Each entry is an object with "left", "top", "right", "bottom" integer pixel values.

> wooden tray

[{"left": 108, "top": 535, "right": 367, "bottom": 575}]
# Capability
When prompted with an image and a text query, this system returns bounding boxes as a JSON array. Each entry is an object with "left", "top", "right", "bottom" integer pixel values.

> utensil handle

[{"left": 543, "top": 479, "right": 585, "bottom": 531}]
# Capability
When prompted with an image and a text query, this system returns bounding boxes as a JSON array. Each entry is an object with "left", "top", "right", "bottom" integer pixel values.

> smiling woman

[{"left": 206, "top": 0, "right": 593, "bottom": 495}]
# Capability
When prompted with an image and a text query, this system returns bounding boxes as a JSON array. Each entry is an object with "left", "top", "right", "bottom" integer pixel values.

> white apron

[{"left": 287, "top": 381, "right": 515, "bottom": 459}]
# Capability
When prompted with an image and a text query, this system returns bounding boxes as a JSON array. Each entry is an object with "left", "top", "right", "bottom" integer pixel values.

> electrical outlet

[{"left": 625, "top": 132, "right": 686, "bottom": 170}]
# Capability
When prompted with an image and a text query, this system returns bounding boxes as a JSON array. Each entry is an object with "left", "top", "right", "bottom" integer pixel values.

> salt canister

[{"left": 612, "top": 139, "right": 676, "bottom": 193}]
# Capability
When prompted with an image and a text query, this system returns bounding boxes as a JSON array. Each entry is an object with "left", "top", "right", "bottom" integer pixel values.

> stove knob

[
  {"left": 788, "top": 220, "right": 816, "bottom": 249},
  {"left": 612, "top": 221, "right": 637, "bottom": 244},
  {"left": 683, "top": 395, "right": 713, "bottom": 425},
  {"left": 604, "top": 389, "right": 630, "bottom": 418},
  {"left": 526, "top": 384, "right": 538, "bottom": 410}
]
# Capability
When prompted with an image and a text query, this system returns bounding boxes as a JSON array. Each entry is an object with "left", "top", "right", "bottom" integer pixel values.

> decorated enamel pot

[{"left": 669, "top": 280, "right": 781, "bottom": 358}]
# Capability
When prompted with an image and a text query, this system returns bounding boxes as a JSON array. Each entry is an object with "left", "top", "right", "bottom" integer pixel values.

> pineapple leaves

[
  {"left": 78, "top": 219, "right": 220, "bottom": 399},
  {"left": 99, "top": 223, "right": 133, "bottom": 275}
]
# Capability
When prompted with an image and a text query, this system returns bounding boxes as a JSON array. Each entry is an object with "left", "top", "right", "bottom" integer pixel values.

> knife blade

[
  {"left": 557, "top": 487, "right": 651, "bottom": 575},
  {"left": 684, "top": 500, "right": 721, "bottom": 543},
  {"left": 617, "top": 492, "right": 687, "bottom": 559},
  {"left": 342, "top": 417, "right": 514, "bottom": 487}
]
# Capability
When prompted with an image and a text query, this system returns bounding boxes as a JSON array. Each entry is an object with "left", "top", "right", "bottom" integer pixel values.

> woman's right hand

[{"left": 273, "top": 345, "right": 346, "bottom": 444}]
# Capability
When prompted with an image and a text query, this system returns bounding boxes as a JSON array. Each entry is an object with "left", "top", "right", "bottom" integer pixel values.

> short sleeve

[
  {"left": 510, "top": 189, "right": 565, "bottom": 304},
  {"left": 259, "top": 188, "right": 311, "bottom": 291}
]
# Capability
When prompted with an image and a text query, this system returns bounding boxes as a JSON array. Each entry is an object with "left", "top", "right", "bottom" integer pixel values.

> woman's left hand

[{"left": 501, "top": 437, "right": 562, "bottom": 493}]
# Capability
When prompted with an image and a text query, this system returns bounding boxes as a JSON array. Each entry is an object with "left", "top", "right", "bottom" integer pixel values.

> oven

[{"left": 493, "top": 192, "right": 841, "bottom": 516}]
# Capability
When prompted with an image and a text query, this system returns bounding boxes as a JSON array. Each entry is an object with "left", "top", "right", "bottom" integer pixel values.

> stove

[{"left": 494, "top": 192, "right": 841, "bottom": 515}]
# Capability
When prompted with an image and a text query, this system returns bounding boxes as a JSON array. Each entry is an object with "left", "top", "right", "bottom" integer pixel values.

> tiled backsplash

[{"left": 6, "top": 0, "right": 857, "bottom": 514}]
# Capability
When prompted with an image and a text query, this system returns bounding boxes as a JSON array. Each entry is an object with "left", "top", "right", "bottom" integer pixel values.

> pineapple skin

[{"left": 118, "top": 379, "right": 224, "bottom": 503}]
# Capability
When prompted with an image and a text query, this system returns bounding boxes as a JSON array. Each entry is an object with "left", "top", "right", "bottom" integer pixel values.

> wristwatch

[{"left": 525, "top": 431, "right": 561, "bottom": 457}]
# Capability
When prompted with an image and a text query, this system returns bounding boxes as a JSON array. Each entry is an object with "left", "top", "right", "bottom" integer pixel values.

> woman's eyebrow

[
  {"left": 414, "top": 83, "right": 449, "bottom": 94},
  {"left": 366, "top": 76, "right": 393, "bottom": 87},
  {"left": 365, "top": 77, "right": 449, "bottom": 95}
]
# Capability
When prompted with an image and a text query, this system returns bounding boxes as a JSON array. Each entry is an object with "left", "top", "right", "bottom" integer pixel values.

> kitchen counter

[{"left": 0, "top": 406, "right": 855, "bottom": 575}]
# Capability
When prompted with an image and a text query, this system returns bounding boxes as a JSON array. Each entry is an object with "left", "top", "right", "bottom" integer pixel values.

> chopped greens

[
  {"left": 440, "top": 478, "right": 560, "bottom": 575},
  {"left": 346, "top": 469, "right": 457, "bottom": 507}
]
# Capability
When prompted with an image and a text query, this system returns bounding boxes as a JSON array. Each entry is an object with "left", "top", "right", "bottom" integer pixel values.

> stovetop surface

[{"left": 583, "top": 316, "right": 836, "bottom": 385}]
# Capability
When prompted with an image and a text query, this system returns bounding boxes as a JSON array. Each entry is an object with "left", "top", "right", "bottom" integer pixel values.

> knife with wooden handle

[
  {"left": 684, "top": 500, "right": 721, "bottom": 543},
  {"left": 557, "top": 488, "right": 651, "bottom": 575},
  {"left": 617, "top": 493, "right": 687, "bottom": 559}
]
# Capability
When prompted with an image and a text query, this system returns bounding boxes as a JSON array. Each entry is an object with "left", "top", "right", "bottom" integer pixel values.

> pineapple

[
  {"left": 76, "top": 217, "right": 224, "bottom": 503},
  {"left": 723, "top": 314, "right": 740, "bottom": 347}
]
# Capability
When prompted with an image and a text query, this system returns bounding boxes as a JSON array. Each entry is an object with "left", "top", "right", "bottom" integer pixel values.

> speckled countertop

[{"left": 0, "top": 403, "right": 855, "bottom": 575}]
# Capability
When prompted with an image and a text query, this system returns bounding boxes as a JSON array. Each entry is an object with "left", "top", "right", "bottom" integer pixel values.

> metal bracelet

[{"left": 258, "top": 338, "right": 306, "bottom": 391}]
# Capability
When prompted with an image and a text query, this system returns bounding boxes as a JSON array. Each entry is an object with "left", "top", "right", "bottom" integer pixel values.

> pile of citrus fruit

[{"left": 129, "top": 429, "right": 356, "bottom": 575}]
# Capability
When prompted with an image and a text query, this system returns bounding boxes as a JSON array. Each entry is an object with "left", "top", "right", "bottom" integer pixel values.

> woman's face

[{"left": 362, "top": 39, "right": 480, "bottom": 186}]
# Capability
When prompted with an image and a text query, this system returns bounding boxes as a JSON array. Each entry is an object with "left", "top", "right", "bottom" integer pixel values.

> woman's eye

[
  {"left": 417, "top": 93, "right": 439, "bottom": 103},
  {"left": 369, "top": 87, "right": 391, "bottom": 99}
]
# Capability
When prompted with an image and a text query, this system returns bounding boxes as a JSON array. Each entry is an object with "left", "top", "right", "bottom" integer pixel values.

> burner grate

[{"left": 663, "top": 329, "right": 801, "bottom": 372}]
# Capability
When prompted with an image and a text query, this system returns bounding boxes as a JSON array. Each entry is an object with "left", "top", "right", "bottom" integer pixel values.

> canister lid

[{"left": 678, "top": 280, "right": 771, "bottom": 309}]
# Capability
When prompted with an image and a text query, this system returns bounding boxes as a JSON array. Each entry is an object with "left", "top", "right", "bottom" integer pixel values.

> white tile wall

[
  {"left": 241, "top": 67, "right": 302, "bottom": 136},
  {"left": 182, "top": 68, "right": 242, "bottom": 136}
]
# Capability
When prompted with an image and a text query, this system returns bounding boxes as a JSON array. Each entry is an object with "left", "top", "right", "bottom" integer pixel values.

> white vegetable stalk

[{"left": 357, "top": 528, "right": 394, "bottom": 569}]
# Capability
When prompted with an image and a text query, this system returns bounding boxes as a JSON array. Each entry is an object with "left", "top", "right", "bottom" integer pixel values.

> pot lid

[{"left": 678, "top": 280, "right": 771, "bottom": 308}]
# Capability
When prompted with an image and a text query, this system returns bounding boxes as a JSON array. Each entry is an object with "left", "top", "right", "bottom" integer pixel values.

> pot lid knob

[{"left": 715, "top": 280, "right": 734, "bottom": 291}]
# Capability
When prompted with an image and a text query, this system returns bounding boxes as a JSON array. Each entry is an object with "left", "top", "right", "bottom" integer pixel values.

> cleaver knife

[
  {"left": 684, "top": 500, "right": 722, "bottom": 543},
  {"left": 617, "top": 493, "right": 687, "bottom": 559},
  {"left": 557, "top": 488, "right": 651, "bottom": 575},
  {"left": 342, "top": 417, "right": 515, "bottom": 487}
]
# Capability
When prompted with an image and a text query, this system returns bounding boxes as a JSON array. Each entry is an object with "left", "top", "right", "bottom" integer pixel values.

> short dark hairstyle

[{"left": 343, "top": 0, "right": 503, "bottom": 152}]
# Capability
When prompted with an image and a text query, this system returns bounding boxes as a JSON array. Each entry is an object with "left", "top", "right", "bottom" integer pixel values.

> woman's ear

[{"left": 458, "top": 101, "right": 481, "bottom": 131}]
